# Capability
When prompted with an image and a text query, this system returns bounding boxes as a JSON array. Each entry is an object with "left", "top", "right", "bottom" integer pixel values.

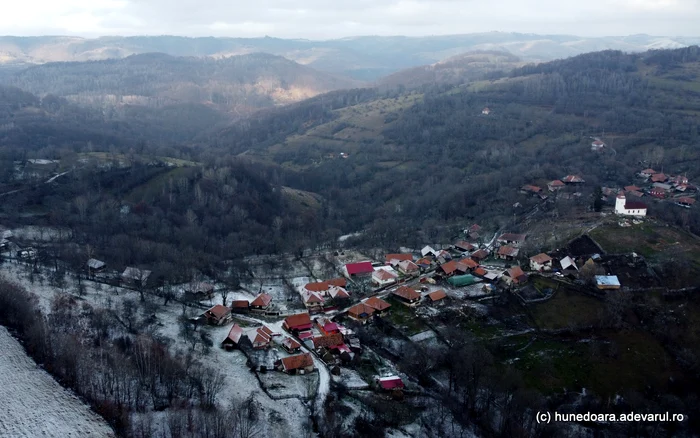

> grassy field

[
  {"left": 384, "top": 297, "right": 430, "bottom": 336},
  {"left": 528, "top": 280, "right": 602, "bottom": 330}
]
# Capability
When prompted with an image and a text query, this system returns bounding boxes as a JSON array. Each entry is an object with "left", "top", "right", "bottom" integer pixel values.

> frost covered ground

[
  {"left": 0, "top": 326, "right": 116, "bottom": 438},
  {"left": 0, "top": 262, "right": 313, "bottom": 438}
]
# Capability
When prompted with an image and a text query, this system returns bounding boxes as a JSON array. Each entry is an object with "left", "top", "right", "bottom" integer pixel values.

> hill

[
  {"left": 2, "top": 53, "right": 360, "bottom": 115},
  {"left": 206, "top": 46, "right": 700, "bottom": 244},
  {"left": 1, "top": 33, "right": 699, "bottom": 81},
  {"left": 376, "top": 50, "right": 524, "bottom": 89}
]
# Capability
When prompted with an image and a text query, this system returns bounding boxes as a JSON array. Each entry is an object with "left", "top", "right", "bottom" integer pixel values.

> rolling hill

[
  {"left": 2, "top": 52, "right": 360, "bottom": 115},
  {"left": 1, "top": 33, "right": 699, "bottom": 81}
]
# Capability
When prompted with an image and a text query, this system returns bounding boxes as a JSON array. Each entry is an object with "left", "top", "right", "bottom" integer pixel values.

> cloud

[{"left": 1, "top": 0, "right": 699, "bottom": 37}]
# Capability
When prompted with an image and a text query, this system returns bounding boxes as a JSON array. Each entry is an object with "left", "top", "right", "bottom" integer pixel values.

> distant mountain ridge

[
  {"left": 1, "top": 33, "right": 699, "bottom": 80},
  {"left": 3, "top": 52, "right": 360, "bottom": 114}
]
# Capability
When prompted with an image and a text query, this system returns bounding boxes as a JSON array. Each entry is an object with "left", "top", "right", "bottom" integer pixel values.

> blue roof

[{"left": 595, "top": 275, "right": 620, "bottom": 287}]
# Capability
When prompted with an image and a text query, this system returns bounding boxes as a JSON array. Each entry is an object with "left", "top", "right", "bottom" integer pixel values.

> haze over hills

[
  {"left": 1, "top": 33, "right": 699, "bottom": 80},
  {"left": 2, "top": 52, "right": 359, "bottom": 115}
]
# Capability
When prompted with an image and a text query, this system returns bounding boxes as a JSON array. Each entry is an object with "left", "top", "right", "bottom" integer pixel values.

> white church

[{"left": 615, "top": 193, "right": 647, "bottom": 216}]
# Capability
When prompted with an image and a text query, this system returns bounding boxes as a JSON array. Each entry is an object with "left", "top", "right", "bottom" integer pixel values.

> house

[
  {"left": 559, "top": 256, "right": 579, "bottom": 271},
  {"left": 563, "top": 175, "right": 585, "bottom": 184},
  {"left": 503, "top": 266, "right": 528, "bottom": 285},
  {"left": 283, "top": 313, "right": 313, "bottom": 333},
  {"left": 640, "top": 168, "right": 656, "bottom": 177},
  {"left": 231, "top": 300, "right": 250, "bottom": 312},
  {"left": 377, "top": 376, "right": 404, "bottom": 391},
  {"left": 347, "top": 303, "right": 375, "bottom": 322},
  {"left": 628, "top": 190, "right": 644, "bottom": 198},
  {"left": 497, "top": 233, "right": 527, "bottom": 246},
  {"left": 548, "top": 180, "right": 565, "bottom": 192},
  {"left": 497, "top": 245, "right": 519, "bottom": 260},
  {"left": 529, "top": 253, "right": 553, "bottom": 271},
  {"left": 327, "top": 278, "right": 348, "bottom": 288},
  {"left": 426, "top": 289, "right": 447, "bottom": 303},
  {"left": 316, "top": 317, "right": 340, "bottom": 336},
  {"left": 372, "top": 268, "right": 398, "bottom": 286},
  {"left": 385, "top": 253, "right": 413, "bottom": 265},
  {"left": 392, "top": 286, "right": 421, "bottom": 306},
  {"left": 671, "top": 175, "right": 689, "bottom": 186},
  {"left": 185, "top": 282, "right": 215, "bottom": 299},
  {"left": 221, "top": 324, "right": 245, "bottom": 350},
  {"left": 521, "top": 184, "right": 542, "bottom": 194},
  {"left": 250, "top": 293, "right": 273, "bottom": 310},
  {"left": 676, "top": 197, "right": 696, "bottom": 208},
  {"left": 615, "top": 193, "right": 647, "bottom": 216},
  {"left": 651, "top": 173, "right": 668, "bottom": 183},
  {"left": 653, "top": 182, "right": 673, "bottom": 192},
  {"left": 304, "top": 281, "right": 331, "bottom": 295},
  {"left": 416, "top": 257, "right": 433, "bottom": 269},
  {"left": 397, "top": 260, "right": 420, "bottom": 275},
  {"left": 470, "top": 249, "right": 490, "bottom": 262},
  {"left": 467, "top": 224, "right": 482, "bottom": 236},
  {"left": 456, "top": 257, "right": 479, "bottom": 272},
  {"left": 328, "top": 285, "right": 351, "bottom": 300},
  {"left": 473, "top": 267, "right": 487, "bottom": 278},
  {"left": 301, "top": 291, "right": 325, "bottom": 311},
  {"left": 482, "top": 107, "right": 491, "bottom": 115},
  {"left": 434, "top": 249, "right": 452, "bottom": 263},
  {"left": 203, "top": 304, "right": 232, "bottom": 326},
  {"left": 438, "top": 260, "right": 459, "bottom": 276},
  {"left": 365, "top": 297, "right": 391, "bottom": 315},
  {"left": 282, "top": 337, "right": 302, "bottom": 354},
  {"left": 87, "top": 258, "right": 106, "bottom": 274},
  {"left": 345, "top": 261, "right": 374, "bottom": 277},
  {"left": 649, "top": 187, "right": 666, "bottom": 199},
  {"left": 421, "top": 245, "right": 437, "bottom": 257},
  {"left": 312, "top": 333, "right": 344, "bottom": 350},
  {"left": 591, "top": 140, "right": 606, "bottom": 151},
  {"left": 248, "top": 327, "right": 273, "bottom": 349},
  {"left": 595, "top": 275, "right": 621, "bottom": 290},
  {"left": 454, "top": 241, "right": 475, "bottom": 252},
  {"left": 121, "top": 267, "right": 151, "bottom": 288},
  {"left": 276, "top": 353, "right": 315, "bottom": 375}
]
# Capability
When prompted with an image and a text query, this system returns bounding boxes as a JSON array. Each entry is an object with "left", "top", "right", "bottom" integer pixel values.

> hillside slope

[
  {"left": 206, "top": 46, "right": 700, "bottom": 242},
  {"left": 2, "top": 53, "right": 361, "bottom": 114}
]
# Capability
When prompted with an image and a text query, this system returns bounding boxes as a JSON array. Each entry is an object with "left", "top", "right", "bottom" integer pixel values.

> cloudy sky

[{"left": 1, "top": 0, "right": 699, "bottom": 38}]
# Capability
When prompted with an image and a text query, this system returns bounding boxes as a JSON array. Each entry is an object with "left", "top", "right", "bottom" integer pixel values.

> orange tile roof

[
  {"left": 250, "top": 293, "right": 272, "bottom": 307},
  {"left": 348, "top": 303, "right": 375, "bottom": 319},
  {"left": 365, "top": 296, "right": 391, "bottom": 311},
  {"left": 280, "top": 353, "right": 314, "bottom": 371},
  {"left": 393, "top": 286, "right": 420, "bottom": 301},
  {"left": 284, "top": 313, "right": 312, "bottom": 329},
  {"left": 427, "top": 290, "right": 447, "bottom": 301}
]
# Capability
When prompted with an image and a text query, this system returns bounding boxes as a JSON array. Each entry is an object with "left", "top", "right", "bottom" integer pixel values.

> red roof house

[
  {"left": 365, "top": 296, "right": 391, "bottom": 313},
  {"left": 203, "top": 304, "right": 232, "bottom": 326},
  {"left": 377, "top": 376, "right": 404, "bottom": 391},
  {"left": 345, "top": 261, "right": 374, "bottom": 277},
  {"left": 221, "top": 324, "right": 245, "bottom": 350},
  {"left": 392, "top": 286, "right": 421, "bottom": 306},
  {"left": 347, "top": 303, "right": 375, "bottom": 322},
  {"left": 283, "top": 313, "right": 313, "bottom": 332},
  {"left": 250, "top": 293, "right": 272, "bottom": 310},
  {"left": 385, "top": 253, "right": 413, "bottom": 264},
  {"left": 276, "top": 353, "right": 314, "bottom": 374}
]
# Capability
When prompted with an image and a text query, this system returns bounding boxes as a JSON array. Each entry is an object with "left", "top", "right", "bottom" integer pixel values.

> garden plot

[{"left": 0, "top": 326, "right": 116, "bottom": 438}]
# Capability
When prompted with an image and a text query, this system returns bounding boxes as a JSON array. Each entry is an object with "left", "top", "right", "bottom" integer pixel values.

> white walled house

[
  {"left": 615, "top": 193, "right": 647, "bottom": 216},
  {"left": 372, "top": 268, "right": 398, "bottom": 286},
  {"left": 529, "top": 253, "right": 553, "bottom": 271}
]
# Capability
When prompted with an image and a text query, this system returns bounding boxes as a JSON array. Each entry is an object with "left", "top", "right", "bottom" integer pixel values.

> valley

[{"left": 1, "top": 41, "right": 700, "bottom": 438}]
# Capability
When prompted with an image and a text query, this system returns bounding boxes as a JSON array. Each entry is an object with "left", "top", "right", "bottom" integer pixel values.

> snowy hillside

[{"left": 0, "top": 326, "right": 116, "bottom": 438}]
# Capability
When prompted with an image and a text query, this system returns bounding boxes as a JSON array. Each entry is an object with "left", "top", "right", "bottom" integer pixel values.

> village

[{"left": 1, "top": 161, "right": 699, "bottom": 437}]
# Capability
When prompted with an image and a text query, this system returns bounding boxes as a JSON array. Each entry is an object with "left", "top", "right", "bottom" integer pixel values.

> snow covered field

[{"left": 0, "top": 326, "right": 116, "bottom": 438}]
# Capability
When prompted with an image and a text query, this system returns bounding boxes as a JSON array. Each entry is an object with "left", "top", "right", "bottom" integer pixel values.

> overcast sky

[{"left": 1, "top": 0, "right": 699, "bottom": 39}]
